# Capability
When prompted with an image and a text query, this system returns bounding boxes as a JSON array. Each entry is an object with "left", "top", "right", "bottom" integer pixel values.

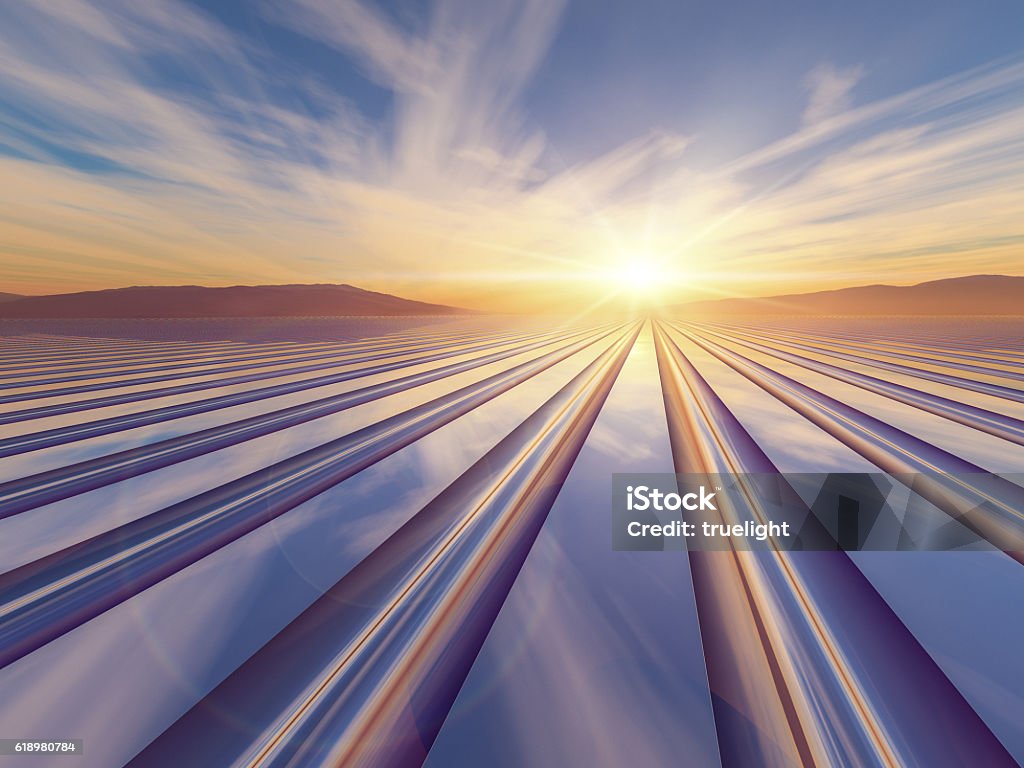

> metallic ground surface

[{"left": 0, "top": 316, "right": 1021, "bottom": 767}]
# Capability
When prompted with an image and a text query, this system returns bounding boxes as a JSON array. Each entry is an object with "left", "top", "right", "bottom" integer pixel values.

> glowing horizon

[{"left": 2, "top": 2, "right": 1024, "bottom": 312}]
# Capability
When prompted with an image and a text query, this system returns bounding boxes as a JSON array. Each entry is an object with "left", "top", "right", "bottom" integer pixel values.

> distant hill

[
  {"left": 674, "top": 275, "right": 1024, "bottom": 316},
  {"left": 0, "top": 292, "right": 24, "bottom": 304},
  {"left": 0, "top": 284, "right": 471, "bottom": 318}
]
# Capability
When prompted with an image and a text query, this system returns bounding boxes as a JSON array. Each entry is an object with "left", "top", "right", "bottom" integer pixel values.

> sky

[{"left": 1, "top": 0, "right": 1023, "bottom": 311}]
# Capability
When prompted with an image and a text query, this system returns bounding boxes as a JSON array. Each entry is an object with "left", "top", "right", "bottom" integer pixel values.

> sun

[
  {"left": 618, "top": 260, "right": 659, "bottom": 293},
  {"left": 604, "top": 255, "right": 671, "bottom": 299},
  {"left": 591, "top": 249, "right": 690, "bottom": 308}
]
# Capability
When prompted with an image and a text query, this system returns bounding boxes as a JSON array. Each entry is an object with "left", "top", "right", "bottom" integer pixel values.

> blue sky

[
  {"left": 541, "top": 0, "right": 1023, "bottom": 162},
  {"left": 1, "top": 0, "right": 1023, "bottom": 308},
  {"left": 176, "top": 0, "right": 1024, "bottom": 169}
]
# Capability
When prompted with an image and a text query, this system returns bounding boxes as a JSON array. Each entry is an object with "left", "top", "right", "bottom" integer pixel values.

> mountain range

[
  {"left": 0, "top": 284, "right": 469, "bottom": 318},
  {"left": 0, "top": 275, "right": 1019, "bottom": 318},
  {"left": 674, "top": 275, "right": 1024, "bottom": 316}
]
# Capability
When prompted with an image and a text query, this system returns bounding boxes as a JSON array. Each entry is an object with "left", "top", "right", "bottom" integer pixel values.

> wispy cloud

[
  {"left": 1, "top": 0, "right": 1023, "bottom": 308},
  {"left": 802, "top": 63, "right": 865, "bottom": 125}
]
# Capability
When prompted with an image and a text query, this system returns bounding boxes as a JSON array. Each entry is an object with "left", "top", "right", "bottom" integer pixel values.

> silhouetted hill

[
  {"left": 674, "top": 275, "right": 1024, "bottom": 316},
  {"left": 0, "top": 292, "right": 24, "bottom": 304},
  {"left": 0, "top": 284, "right": 471, "bottom": 318}
]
